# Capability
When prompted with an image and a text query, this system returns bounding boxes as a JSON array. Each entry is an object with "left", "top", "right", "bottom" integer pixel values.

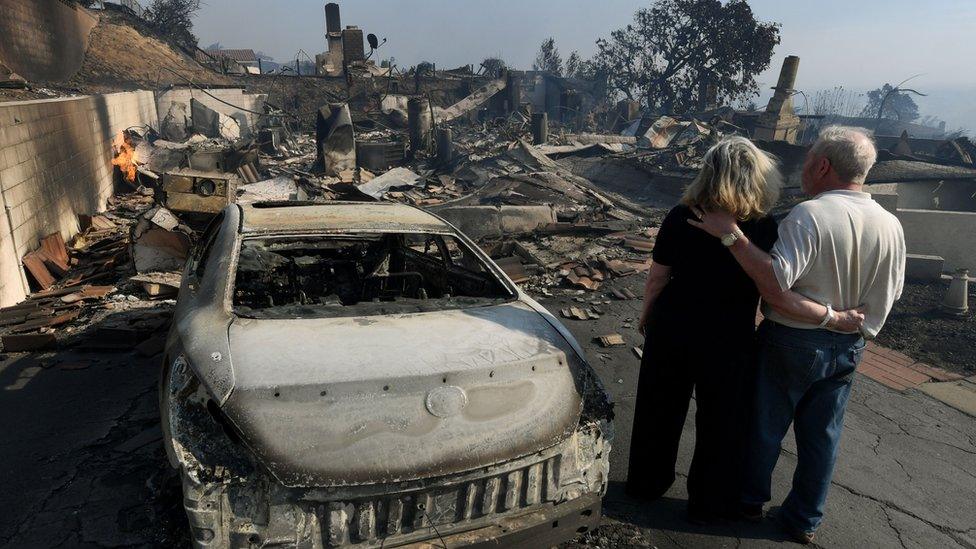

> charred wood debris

[{"left": 0, "top": 72, "right": 741, "bottom": 356}]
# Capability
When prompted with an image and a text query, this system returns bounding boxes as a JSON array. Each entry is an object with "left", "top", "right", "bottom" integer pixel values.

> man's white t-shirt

[{"left": 762, "top": 190, "right": 906, "bottom": 339}]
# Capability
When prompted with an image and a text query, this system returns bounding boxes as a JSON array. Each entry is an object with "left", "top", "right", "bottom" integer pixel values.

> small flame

[{"left": 112, "top": 132, "right": 137, "bottom": 183}]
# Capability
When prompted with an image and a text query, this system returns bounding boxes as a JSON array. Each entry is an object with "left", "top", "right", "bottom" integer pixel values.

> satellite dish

[{"left": 367, "top": 33, "right": 379, "bottom": 50}]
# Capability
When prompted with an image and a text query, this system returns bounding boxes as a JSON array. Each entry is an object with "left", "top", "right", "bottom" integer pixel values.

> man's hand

[
  {"left": 686, "top": 206, "right": 739, "bottom": 238},
  {"left": 829, "top": 306, "right": 866, "bottom": 332}
]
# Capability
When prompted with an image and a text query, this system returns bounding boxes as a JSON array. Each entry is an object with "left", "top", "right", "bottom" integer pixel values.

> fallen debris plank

[
  {"left": 611, "top": 287, "right": 638, "bottom": 300},
  {"left": 561, "top": 307, "right": 589, "bottom": 321},
  {"left": 130, "top": 272, "right": 181, "bottom": 298},
  {"left": 61, "top": 285, "right": 115, "bottom": 304},
  {"left": 0, "top": 300, "right": 47, "bottom": 315},
  {"left": 40, "top": 233, "right": 70, "bottom": 274},
  {"left": 566, "top": 271, "right": 600, "bottom": 291},
  {"left": 435, "top": 77, "right": 507, "bottom": 122},
  {"left": 30, "top": 285, "right": 87, "bottom": 300},
  {"left": 1, "top": 333, "right": 58, "bottom": 352},
  {"left": 495, "top": 256, "right": 529, "bottom": 283},
  {"left": 598, "top": 334, "right": 625, "bottom": 347},
  {"left": 604, "top": 259, "right": 637, "bottom": 277},
  {"left": 623, "top": 236, "right": 655, "bottom": 252},
  {"left": 22, "top": 252, "right": 56, "bottom": 289},
  {"left": 8, "top": 310, "right": 81, "bottom": 333},
  {"left": 80, "top": 214, "right": 116, "bottom": 231},
  {"left": 0, "top": 314, "right": 29, "bottom": 328},
  {"left": 37, "top": 249, "right": 69, "bottom": 277}
]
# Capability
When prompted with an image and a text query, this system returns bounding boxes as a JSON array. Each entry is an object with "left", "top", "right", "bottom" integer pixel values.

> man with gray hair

[{"left": 689, "top": 126, "right": 905, "bottom": 543}]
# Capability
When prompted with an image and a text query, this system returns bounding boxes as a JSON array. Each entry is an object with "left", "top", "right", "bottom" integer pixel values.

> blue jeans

[{"left": 742, "top": 320, "right": 865, "bottom": 533}]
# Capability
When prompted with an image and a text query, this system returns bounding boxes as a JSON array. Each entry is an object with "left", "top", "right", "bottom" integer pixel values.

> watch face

[{"left": 722, "top": 234, "right": 736, "bottom": 246}]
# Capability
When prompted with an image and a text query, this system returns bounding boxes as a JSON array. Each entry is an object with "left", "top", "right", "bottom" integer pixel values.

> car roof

[{"left": 238, "top": 201, "right": 453, "bottom": 234}]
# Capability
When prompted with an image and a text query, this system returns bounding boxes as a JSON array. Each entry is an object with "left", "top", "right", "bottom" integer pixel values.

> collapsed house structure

[{"left": 0, "top": 0, "right": 972, "bottom": 341}]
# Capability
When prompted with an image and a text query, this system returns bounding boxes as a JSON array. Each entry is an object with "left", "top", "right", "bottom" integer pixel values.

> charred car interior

[
  {"left": 233, "top": 233, "right": 514, "bottom": 318},
  {"left": 161, "top": 202, "right": 614, "bottom": 548}
]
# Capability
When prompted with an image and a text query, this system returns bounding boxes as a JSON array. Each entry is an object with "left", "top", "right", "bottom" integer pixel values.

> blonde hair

[{"left": 681, "top": 136, "right": 782, "bottom": 220}]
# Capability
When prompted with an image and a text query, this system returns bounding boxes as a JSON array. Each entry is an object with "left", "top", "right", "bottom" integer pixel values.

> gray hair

[{"left": 810, "top": 125, "right": 878, "bottom": 185}]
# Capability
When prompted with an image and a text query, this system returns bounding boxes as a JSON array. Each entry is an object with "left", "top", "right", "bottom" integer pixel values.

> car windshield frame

[{"left": 229, "top": 230, "right": 519, "bottom": 319}]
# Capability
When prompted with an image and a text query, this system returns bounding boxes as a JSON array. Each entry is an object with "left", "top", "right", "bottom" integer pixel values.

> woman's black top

[{"left": 648, "top": 204, "right": 779, "bottom": 345}]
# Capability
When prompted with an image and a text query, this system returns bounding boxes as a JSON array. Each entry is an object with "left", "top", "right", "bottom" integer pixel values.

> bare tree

[
  {"left": 591, "top": 0, "right": 780, "bottom": 112},
  {"left": 144, "top": 0, "right": 202, "bottom": 50},
  {"left": 811, "top": 86, "right": 864, "bottom": 118},
  {"left": 533, "top": 37, "right": 563, "bottom": 76}
]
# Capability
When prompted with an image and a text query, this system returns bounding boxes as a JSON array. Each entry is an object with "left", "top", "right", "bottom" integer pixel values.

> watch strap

[{"left": 818, "top": 304, "right": 834, "bottom": 328}]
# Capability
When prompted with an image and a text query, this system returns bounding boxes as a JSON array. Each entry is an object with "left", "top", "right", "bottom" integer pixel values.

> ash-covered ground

[{"left": 877, "top": 280, "right": 976, "bottom": 374}]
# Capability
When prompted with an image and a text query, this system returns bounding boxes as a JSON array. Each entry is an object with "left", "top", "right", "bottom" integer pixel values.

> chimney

[
  {"left": 753, "top": 55, "right": 802, "bottom": 144},
  {"left": 325, "top": 3, "right": 341, "bottom": 34},
  {"left": 775, "top": 55, "right": 800, "bottom": 92}
]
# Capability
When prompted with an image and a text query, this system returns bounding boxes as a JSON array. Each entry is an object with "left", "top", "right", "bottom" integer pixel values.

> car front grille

[{"left": 319, "top": 455, "right": 561, "bottom": 546}]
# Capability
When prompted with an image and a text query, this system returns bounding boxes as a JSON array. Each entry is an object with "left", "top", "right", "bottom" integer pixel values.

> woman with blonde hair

[{"left": 627, "top": 136, "right": 861, "bottom": 522}]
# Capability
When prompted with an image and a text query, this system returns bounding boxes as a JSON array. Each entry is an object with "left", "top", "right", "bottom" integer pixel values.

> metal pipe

[
  {"left": 531, "top": 112, "right": 548, "bottom": 145},
  {"left": 436, "top": 128, "right": 454, "bottom": 166},
  {"left": 407, "top": 97, "right": 432, "bottom": 157}
]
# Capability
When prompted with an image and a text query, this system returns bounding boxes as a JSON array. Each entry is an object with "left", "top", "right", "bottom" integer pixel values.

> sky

[{"left": 192, "top": 0, "right": 976, "bottom": 131}]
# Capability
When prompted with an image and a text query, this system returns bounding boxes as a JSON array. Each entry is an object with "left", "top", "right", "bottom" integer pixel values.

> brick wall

[
  {"left": 0, "top": 0, "right": 98, "bottom": 82},
  {"left": 0, "top": 91, "right": 158, "bottom": 306}
]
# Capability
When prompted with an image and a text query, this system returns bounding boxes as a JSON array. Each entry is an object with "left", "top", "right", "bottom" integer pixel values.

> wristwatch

[
  {"left": 721, "top": 228, "right": 743, "bottom": 247},
  {"left": 818, "top": 304, "right": 835, "bottom": 328}
]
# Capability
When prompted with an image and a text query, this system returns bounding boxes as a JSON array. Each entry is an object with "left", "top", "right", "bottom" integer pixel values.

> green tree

[
  {"left": 861, "top": 84, "right": 921, "bottom": 122},
  {"left": 533, "top": 37, "right": 563, "bottom": 76},
  {"left": 592, "top": 0, "right": 780, "bottom": 112},
  {"left": 565, "top": 51, "right": 583, "bottom": 78},
  {"left": 144, "top": 0, "right": 202, "bottom": 50},
  {"left": 479, "top": 57, "right": 507, "bottom": 78}
]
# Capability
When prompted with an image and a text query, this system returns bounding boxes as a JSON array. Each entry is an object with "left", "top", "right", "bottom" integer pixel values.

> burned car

[{"left": 160, "top": 201, "right": 613, "bottom": 547}]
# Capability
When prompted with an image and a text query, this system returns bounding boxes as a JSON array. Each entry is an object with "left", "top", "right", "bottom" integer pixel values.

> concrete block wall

[
  {"left": 896, "top": 209, "right": 976, "bottom": 272},
  {"left": 155, "top": 88, "right": 267, "bottom": 138},
  {"left": 0, "top": 91, "right": 158, "bottom": 306}
]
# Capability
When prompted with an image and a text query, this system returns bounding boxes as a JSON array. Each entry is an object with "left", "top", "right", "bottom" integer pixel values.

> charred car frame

[{"left": 160, "top": 201, "right": 614, "bottom": 547}]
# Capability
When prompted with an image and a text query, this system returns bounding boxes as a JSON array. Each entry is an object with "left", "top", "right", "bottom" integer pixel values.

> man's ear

[{"left": 816, "top": 156, "right": 831, "bottom": 178}]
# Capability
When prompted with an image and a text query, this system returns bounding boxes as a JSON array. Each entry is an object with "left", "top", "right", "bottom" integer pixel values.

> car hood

[{"left": 221, "top": 301, "right": 585, "bottom": 487}]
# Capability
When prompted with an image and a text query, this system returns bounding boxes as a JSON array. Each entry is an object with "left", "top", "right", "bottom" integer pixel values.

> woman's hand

[{"left": 829, "top": 306, "right": 866, "bottom": 332}]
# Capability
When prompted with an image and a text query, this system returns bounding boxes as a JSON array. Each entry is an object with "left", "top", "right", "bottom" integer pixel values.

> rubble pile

[
  {"left": 1, "top": 192, "right": 176, "bottom": 353},
  {"left": 4, "top": 26, "right": 742, "bottom": 355}
]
